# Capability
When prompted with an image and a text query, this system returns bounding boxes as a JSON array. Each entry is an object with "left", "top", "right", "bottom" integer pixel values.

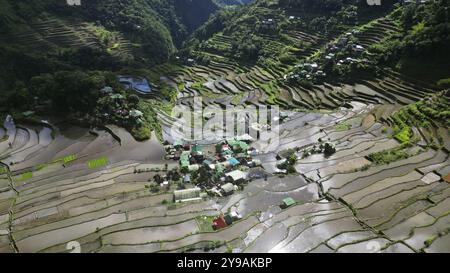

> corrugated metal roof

[
  {"left": 283, "top": 197, "right": 296, "bottom": 207},
  {"left": 174, "top": 188, "right": 201, "bottom": 201},
  {"left": 221, "top": 183, "right": 235, "bottom": 193}
]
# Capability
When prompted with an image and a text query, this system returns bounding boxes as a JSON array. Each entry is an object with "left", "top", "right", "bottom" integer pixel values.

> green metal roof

[
  {"left": 227, "top": 139, "right": 249, "bottom": 151},
  {"left": 222, "top": 149, "right": 234, "bottom": 155},
  {"left": 22, "top": 111, "right": 35, "bottom": 117},
  {"left": 192, "top": 144, "right": 203, "bottom": 154},
  {"left": 180, "top": 151, "right": 191, "bottom": 167},
  {"left": 282, "top": 197, "right": 296, "bottom": 207},
  {"left": 181, "top": 160, "right": 190, "bottom": 168},
  {"left": 174, "top": 140, "right": 184, "bottom": 146}
]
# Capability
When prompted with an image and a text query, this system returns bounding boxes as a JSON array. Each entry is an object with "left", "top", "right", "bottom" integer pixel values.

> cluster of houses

[
  {"left": 260, "top": 18, "right": 278, "bottom": 31},
  {"left": 284, "top": 30, "right": 370, "bottom": 84},
  {"left": 174, "top": 56, "right": 196, "bottom": 66},
  {"left": 325, "top": 31, "right": 371, "bottom": 66},
  {"left": 98, "top": 86, "right": 144, "bottom": 124},
  {"left": 167, "top": 134, "right": 262, "bottom": 202},
  {"left": 212, "top": 211, "right": 242, "bottom": 230},
  {"left": 260, "top": 15, "right": 302, "bottom": 32},
  {"left": 284, "top": 62, "right": 326, "bottom": 83}
]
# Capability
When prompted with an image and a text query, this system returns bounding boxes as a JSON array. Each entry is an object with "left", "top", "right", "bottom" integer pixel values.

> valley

[{"left": 0, "top": 0, "right": 449, "bottom": 253}]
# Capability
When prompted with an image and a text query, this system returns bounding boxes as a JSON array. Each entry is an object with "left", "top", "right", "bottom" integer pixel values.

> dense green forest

[
  {"left": 372, "top": 0, "right": 450, "bottom": 82},
  {"left": 0, "top": 0, "right": 220, "bottom": 89}
]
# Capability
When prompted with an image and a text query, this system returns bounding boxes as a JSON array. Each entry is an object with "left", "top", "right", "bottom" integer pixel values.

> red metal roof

[{"left": 212, "top": 216, "right": 228, "bottom": 230}]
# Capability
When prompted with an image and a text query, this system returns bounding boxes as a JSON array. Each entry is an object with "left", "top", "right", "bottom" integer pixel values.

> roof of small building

[
  {"left": 183, "top": 174, "right": 191, "bottom": 182},
  {"left": 212, "top": 216, "right": 228, "bottom": 229},
  {"left": 188, "top": 164, "right": 200, "bottom": 172},
  {"left": 228, "top": 158, "right": 240, "bottom": 166},
  {"left": 129, "top": 110, "right": 143, "bottom": 118},
  {"left": 225, "top": 170, "right": 247, "bottom": 181},
  {"left": 237, "top": 134, "right": 254, "bottom": 142},
  {"left": 174, "top": 140, "right": 184, "bottom": 146},
  {"left": 282, "top": 197, "right": 296, "bottom": 207},
  {"left": 180, "top": 155, "right": 190, "bottom": 167},
  {"left": 203, "top": 158, "right": 214, "bottom": 165},
  {"left": 221, "top": 183, "right": 235, "bottom": 193},
  {"left": 174, "top": 187, "right": 201, "bottom": 201},
  {"left": 227, "top": 139, "right": 250, "bottom": 151},
  {"left": 222, "top": 149, "right": 234, "bottom": 155},
  {"left": 224, "top": 214, "right": 233, "bottom": 225},
  {"left": 22, "top": 111, "right": 35, "bottom": 117},
  {"left": 192, "top": 144, "right": 203, "bottom": 154},
  {"left": 252, "top": 159, "right": 262, "bottom": 166}
]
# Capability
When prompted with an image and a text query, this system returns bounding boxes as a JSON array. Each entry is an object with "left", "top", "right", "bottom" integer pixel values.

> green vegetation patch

[
  {"left": 196, "top": 215, "right": 216, "bottom": 233},
  {"left": 367, "top": 146, "right": 410, "bottom": 165},
  {"left": 231, "top": 94, "right": 245, "bottom": 105},
  {"left": 19, "top": 171, "right": 33, "bottom": 181},
  {"left": 87, "top": 156, "right": 109, "bottom": 169},
  {"left": 63, "top": 154, "right": 77, "bottom": 164},
  {"left": 0, "top": 167, "right": 7, "bottom": 175},
  {"left": 131, "top": 124, "right": 152, "bottom": 142},
  {"left": 394, "top": 126, "right": 411, "bottom": 143},
  {"left": 334, "top": 123, "right": 351, "bottom": 131}
]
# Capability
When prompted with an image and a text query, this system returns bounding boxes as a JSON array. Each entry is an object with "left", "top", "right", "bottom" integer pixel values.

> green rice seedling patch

[
  {"left": 394, "top": 126, "right": 411, "bottom": 143},
  {"left": 63, "top": 154, "right": 77, "bottom": 164},
  {"left": 87, "top": 156, "right": 109, "bottom": 169},
  {"left": 19, "top": 171, "right": 33, "bottom": 181}
]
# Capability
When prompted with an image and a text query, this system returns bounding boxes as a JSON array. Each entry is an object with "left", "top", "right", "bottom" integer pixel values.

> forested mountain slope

[
  {"left": 0, "top": 0, "right": 219, "bottom": 90},
  {"left": 185, "top": 0, "right": 449, "bottom": 84}
]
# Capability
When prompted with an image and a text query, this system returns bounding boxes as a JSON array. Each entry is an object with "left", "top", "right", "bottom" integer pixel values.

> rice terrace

[{"left": 0, "top": 0, "right": 449, "bottom": 254}]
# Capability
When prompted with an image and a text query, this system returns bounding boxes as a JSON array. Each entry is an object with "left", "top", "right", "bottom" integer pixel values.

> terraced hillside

[
  {"left": 0, "top": 17, "right": 134, "bottom": 60},
  {"left": 0, "top": 0, "right": 449, "bottom": 253}
]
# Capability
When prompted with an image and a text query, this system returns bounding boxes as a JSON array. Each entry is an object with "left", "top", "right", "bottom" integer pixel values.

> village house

[
  {"left": 212, "top": 215, "right": 228, "bottom": 230},
  {"left": 227, "top": 138, "right": 250, "bottom": 152},
  {"left": 280, "top": 197, "right": 296, "bottom": 209},
  {"left": 221, "top": 182, "right": 235, "bottom": 196},
  {"left": 174, "top": 187, "right": 202, "bottom": 202},
  {"left": 261, "top": 18, "right": 277, "bottom": 30},
  {"left": 229, "top": 211, "right": 242, "bottom": 221},
  {"left": 225, "top": 170, "right": 248, "bottom": 184}
]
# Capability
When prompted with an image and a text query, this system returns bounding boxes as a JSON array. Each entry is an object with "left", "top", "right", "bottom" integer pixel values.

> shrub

[{"left": 437, "top": 78, "right": 450, "bottom": 89}]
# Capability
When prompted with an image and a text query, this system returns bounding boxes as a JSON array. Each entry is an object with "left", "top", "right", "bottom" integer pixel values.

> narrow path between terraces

[
  {"left": 309, "top": 171, "right": 419, "bottom": 253},
  {"left": 0, "top": 162, "right": 19, "bottom": 252}
]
